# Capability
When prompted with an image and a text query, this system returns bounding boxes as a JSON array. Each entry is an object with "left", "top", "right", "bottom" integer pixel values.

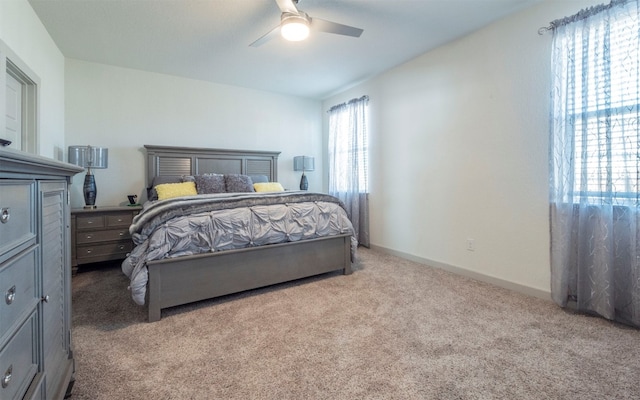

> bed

[{"left": 122, "top": 145, "right": 356, "bottom": 322}]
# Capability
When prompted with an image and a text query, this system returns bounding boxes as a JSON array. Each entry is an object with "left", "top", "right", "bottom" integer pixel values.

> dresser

[
  {"left": 0, "top": 147, "right": 82, "bottom": 400},
  {"left": 71, "top": 206, "right": 141, "bottom": 269}
]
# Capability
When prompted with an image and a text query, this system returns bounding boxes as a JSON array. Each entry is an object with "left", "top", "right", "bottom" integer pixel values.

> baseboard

[{"left": 369, "top": 244, "right": 551, "bottom": 301}]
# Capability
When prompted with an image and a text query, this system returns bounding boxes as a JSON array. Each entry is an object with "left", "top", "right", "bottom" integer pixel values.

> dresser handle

[
  {"left": 1, "top": 365, "right": 11, "bottom": 389},
  {"left": 5, "top": 286, "right": 15, "bottom": 305},
  {"left": 119, "top": 245, "right": 125, "bottom": 250},
  {"left": 0, "top": 208, "right": 9, "bottom": 224},
  {"left": 86, "top": 234, "right": 93, "bottom": 239},
  {"left": 119, "top": 232, "right": 124, "bottom": 236}
]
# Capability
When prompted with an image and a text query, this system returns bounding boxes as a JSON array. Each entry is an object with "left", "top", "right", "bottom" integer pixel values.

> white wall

[
  {"left": 65, "top": 60, "right": 323, "bottom": 208},
  {"left": 0, "top": 0, "right": 66, "bottom": 159},
  {"left": 322, "top": 0, "right": 603, "bottom": 297}
]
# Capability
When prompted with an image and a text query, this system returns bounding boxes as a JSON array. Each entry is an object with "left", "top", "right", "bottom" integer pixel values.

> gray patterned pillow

[
  {"left": 224, "top": 174, "right": 255, "bottom": 193},
  {"left": 194, "top": 174, "right": 226, "bottom": 194}
]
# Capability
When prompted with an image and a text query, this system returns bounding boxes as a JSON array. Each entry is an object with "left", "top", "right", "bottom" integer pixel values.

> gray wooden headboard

[{"left": 144, "top": 145, "right": 281, "bottom": 188}]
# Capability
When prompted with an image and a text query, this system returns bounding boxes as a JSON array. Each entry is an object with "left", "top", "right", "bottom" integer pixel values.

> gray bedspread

[{"left": 121, "top": 191, "right": 357, "bottom": 305}]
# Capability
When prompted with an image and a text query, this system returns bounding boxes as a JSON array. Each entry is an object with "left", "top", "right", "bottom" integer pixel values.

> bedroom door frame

[{"left": 0, "top": 39, "right": 40, "bottom": 154}]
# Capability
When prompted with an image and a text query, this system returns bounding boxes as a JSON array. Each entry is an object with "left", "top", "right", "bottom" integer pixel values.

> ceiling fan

[{"left": 249, "top": 0, "right": 363, "bottom": 47}]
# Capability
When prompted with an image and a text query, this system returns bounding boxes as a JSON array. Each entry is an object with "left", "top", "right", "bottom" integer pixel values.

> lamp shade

[
  {"left": 68, "top": 145, "right": 108, "bottom": 169},
  {"left": 293, "top": 156, "right": 315, "bottom": 172}
]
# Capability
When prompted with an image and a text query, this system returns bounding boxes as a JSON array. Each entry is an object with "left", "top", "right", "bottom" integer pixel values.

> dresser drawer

[
  {"left": 76, "top": 241, "right": 133, "bottom": 260},
  {"left": 0, "top": 248, "right": 37, "bottom": 341},
  {"left": 0, "top": 313, "right": 38, "bottom": 400},
  {"left": 0, "top": 182, "right": 35, "bottom": 260},
  {"left": 106, "top": 212, "right": 134, "bottom": 227},
  {"left": 75, "top": 215, "right": 105, "bottom": 230},
  {"left": 76, "top": 228, "right": 131, "bottom": 244}
]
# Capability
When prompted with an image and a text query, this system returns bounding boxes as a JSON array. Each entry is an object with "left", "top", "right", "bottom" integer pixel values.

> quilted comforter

[{"left": 121, "top": 191, "right": 357, "bottom": 305}]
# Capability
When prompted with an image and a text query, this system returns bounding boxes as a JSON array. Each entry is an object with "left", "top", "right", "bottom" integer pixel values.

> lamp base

[
  {"left": 299, "top": 173, "right": 308, "bottom": 191},
  {"left": 83, "top": 205, "right": 98, "bottom": 210},
  {"left": 83, "top": 173, "right": 97, "bottom": 208}
]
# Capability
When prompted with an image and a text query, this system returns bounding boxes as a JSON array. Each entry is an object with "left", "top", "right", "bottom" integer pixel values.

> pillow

[
  {"left": 147, "top": 175, "right": 183, "bottom": 201},
  {"left": 154, "top": 181, "right": 197, "bottom": 200},
  {"left": 249, "top": 174, "right": 269, "bottom": 184},
  {"left": 194, "top": 174, "right": 226, "bottom": 194},
  {"left": 253, "top": 182, "right": 285, "bottom": 192},
  {"left": 181, "top": 175, "right": 195, "bottom": 183},
  {"left": 224, "top": 174, "right": 255, "bottom": 193}
]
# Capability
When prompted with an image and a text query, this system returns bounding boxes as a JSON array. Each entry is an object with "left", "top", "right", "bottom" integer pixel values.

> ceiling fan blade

[
  {"left": 275, "top": 0, "right": 299, "bottom": 14},
  {"left": 249, "top": 25, "right": 281, "bottom": 47},
  {"left": 311, "top": 18, "right": 363, "bottom": 38}
]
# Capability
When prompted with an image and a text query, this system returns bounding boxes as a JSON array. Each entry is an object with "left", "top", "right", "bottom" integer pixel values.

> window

[
  {"left": 328, "top": 96, "right": 369, "bottom": 193},
  {"left": 553, "top": 6, "right": 640, "bottom": 205}
]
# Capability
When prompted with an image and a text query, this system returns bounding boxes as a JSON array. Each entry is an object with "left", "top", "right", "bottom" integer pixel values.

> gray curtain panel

[
  {"left": 549, "top": 0, "right": 640, "bottom": 327},
  {"left": 328, "top": 95, "right": 370, "bottom": 247}
]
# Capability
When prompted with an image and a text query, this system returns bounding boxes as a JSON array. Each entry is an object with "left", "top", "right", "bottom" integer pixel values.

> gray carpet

[{"left": 70, "top": 247, "right": 640, "bottom": 399}]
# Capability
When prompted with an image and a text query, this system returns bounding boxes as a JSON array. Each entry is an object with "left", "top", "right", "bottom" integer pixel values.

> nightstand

[{"left": 71, "top": 205, "right": 142, "bottom": 270}]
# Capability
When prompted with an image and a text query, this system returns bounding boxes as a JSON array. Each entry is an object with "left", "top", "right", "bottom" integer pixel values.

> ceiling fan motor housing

[{"left": 280, "top": 12, "right": 311, "bottom": 41}]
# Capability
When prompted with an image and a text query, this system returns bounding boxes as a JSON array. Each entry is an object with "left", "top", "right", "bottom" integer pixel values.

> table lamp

[
  {"left": 293, "top": 155, "right": 315, "bottom": 190},
  {"left": 68, "top": 145, "right": 108, "bottom": 209}
]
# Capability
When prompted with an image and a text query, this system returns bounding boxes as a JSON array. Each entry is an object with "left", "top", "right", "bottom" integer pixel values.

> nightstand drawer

[
  {"left": 76, "top": 229, "right": 130, "bottom": 244},
  {"left": 0, "top": 313, "right": 38, "bottom": 400},
  {"left": 0, "top": 182, "right": 35, "bottom": 260},
  {"left": 75, "top": 215, "right": 105, "bottom": 230},
  {"left": 76, "top": 241, "right": 133, "bottom": 260},
  {"left": 71, "top": 206, "right": 141, "bottom": 267},
  {"left": 0, "top": 248, "right": 37, "bottom": 341},
  {"left": 106, "top": 213, "right": 134, "bottom": 227}
]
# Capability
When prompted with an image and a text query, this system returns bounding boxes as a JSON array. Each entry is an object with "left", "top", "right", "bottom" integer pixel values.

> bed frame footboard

[{"left": 146, "top": 234, "right": 352, "bottom": 322}]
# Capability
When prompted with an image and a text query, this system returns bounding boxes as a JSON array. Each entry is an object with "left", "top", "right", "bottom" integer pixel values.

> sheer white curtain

[
  {"left": 328, "top": 95, "right": 369, "bottom": 247},
  {"left": 549, "top": 0, "right": 640, "bottom": 327}
]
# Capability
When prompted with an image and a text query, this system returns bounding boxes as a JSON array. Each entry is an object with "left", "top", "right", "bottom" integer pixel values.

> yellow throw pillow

[
  {"left": 154, "top": 181, "right": 197, "bottom": 200},
  {"left": 253, "top": 182, "right": 285, "bottom": 192}
]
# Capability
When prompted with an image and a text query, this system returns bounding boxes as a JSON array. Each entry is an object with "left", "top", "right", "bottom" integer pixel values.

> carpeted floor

[{"left": 70, "top": 247, "right": 640, "bottom": 399}]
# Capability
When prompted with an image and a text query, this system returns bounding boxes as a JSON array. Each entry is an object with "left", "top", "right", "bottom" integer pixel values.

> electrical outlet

[{"left": 466, "top": 239, "right": 475, "bottom": 251}]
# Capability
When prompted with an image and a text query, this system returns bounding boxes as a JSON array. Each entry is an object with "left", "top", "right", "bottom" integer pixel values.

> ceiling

[{"left": 28, "top": 0, "right": 542, "bottom": 100}]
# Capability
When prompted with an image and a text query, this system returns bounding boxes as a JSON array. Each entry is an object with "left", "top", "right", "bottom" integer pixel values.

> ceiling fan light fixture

[{"left": 281, "top": 14, "right": 310, "bottom": 41}]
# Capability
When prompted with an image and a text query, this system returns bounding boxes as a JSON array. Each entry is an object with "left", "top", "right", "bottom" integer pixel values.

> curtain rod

[
  {"left": 327, "top": 95, "right": 369, "bottom": 113},
  {"left": 537, "top": 0, "right": 630, "bottom": 35}
]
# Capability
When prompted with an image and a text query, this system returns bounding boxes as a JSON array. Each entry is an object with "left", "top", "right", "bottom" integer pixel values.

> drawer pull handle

[
  {"left": 5, "top": 286, "right": 15, "bottom": 305},
  {"left": 87, "top": 220, "right": 93, "bottom": 224},
  {"left": 0, "top": 208, "right": 9, "bottom": 224},
  {"left": 86, "top": 249, "right": 92, "bottom": 254},
  {"left": 1, "top": 365, "right": 11, "bottom": 389},
  {"left": 86, "top": 235, "right": 93, "bottom": 239},
  {"left": 119, "top": 232, "right": 125, "bottom": 236},
  {"left": 119, "top": 245, "right": 125, "bottom": 250}
]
